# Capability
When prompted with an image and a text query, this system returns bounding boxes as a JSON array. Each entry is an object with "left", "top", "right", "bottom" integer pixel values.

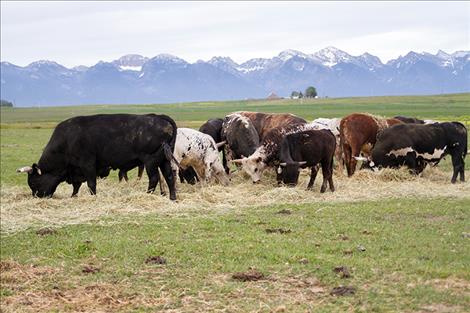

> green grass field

[{"left": 1, "top": 93, "right": 469, "bottom": 312}]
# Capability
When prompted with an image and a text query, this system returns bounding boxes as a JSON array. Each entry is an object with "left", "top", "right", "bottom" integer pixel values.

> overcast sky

[{"left": 1, "top": 1, "right": 469, "bottom": 67}]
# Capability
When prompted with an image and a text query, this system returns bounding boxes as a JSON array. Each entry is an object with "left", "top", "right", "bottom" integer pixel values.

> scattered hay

[{"left": 1, "top": 166, "right": 468, "bottom": 234}]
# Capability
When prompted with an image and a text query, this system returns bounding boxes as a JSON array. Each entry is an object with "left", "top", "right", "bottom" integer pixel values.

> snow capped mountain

[
  {"left": 1, "top": 47, "right": 469, "bottom": 106},
  {"left": 112, "top": 54, "right": 148, "bottom": 72},
  {"left": 312, "top": 46, "right": 354, "bottom": 67}
]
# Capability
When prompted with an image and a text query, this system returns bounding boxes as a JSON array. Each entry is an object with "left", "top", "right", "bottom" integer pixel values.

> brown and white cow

[
  {"left": 232, "top": 123, "right": 318, "bottom": 183},
  {"left": 340, "top": 113, "right": 402, "bottom": 176}
]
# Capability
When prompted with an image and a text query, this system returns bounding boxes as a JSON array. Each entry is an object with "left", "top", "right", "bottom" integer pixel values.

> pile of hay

[{"left": 1, "top": 166, "right": 468, "bottom": 234}]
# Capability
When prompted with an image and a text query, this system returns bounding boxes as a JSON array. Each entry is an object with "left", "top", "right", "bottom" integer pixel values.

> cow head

[
  {"left": 205, "top": 146, "right": 229, "bottom": 186},
  {"left": 277, "top": 161, "right": 307, "bottom": 186},
  {"left": 231, "top": 156, "right": 266, "bottom": 183},
  {"left": 353, "top": 156, "right": 379, "bottom": 172},
  {"left": 17, "top": 163, "right": 61, "bottom": 197}
]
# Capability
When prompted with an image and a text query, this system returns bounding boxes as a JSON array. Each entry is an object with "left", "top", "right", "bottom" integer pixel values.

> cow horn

[
  {"left": 280, "top": 162, "right": 287, "bottom": 167},
  {"left": 16, "top": 166, "right": 33, "bottom": 174},
  {"left": 353, "top": 156, "right": 369, "bottom": 161},
  {"left": 215, "top": 141, "right": 226, "bottom": 149},
  {"left": 297, "top": 161, "right": 307, "bottom": 166}
]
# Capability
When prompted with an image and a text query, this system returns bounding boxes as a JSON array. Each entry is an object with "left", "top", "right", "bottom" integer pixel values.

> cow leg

[
  {"left": 86, "top": 176, "right": 97, "bottom": 195},
  {"left": 71, "top": 182, "right": 82, "bottom": 197},
  {"left": 320, "top": 162, "right": 331, "bottom": 193},
  {"left": 222, "top": 148, "right": 229, "bottom": 174},
  {"left": 343, "top": 143, "right": 353, "bottom": 177},
  {"left": 328, "top": 157, "right": 335, "bottom": 192},
  {"left": 137, "top": 165, "right": 144, "bottom": 180},
  {"left": 144, "top": 160, "right": 159, "bottom": 193},
  {"left": 348, "top": 145, "right": 360, "bottom": 177},
  {"left": 460, "top": 159, "right": 465, "bottom": 182},
  {"left": 450, "top": 153, "right": 464, "bottom": 183},
  {"left": 160, "top": 160, "right": 176, "bottom": 200},
  {"left": 118, "top": 170, "right": 129, "bottom": 182},
  {"left": 156, "top": 168, "right": 166, "bottom": 196},
  {"left": 307, "top": 164, "right": 319, "bottom": 190}
]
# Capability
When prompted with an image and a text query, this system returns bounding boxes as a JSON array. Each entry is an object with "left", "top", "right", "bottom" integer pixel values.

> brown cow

[
  {"left": 340, "top": 113, "right": 402, "bottom": 176},
  {"left": 235, "top": 111, "right": 307, "bottom": 141}
]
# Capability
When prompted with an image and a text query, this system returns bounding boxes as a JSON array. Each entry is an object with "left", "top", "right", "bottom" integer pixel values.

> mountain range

[{"left": 1, "top": 47, "right": 469, "bottom": 106}]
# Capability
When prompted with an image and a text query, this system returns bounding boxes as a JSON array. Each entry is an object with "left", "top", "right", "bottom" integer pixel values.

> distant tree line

[
  {"left": 290, "top": 86, "right": 317, "bottom": 99},
  {"left": 0, "top": 100, "right": 14, "bottom": 107}
]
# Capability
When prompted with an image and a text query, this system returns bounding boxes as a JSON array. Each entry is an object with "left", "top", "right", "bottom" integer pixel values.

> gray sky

[{"left": 1, "top": 1, "right": 469, "bottom": 67}]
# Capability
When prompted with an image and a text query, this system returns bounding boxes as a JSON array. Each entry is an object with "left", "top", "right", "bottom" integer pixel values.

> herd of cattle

[{"left": 16, "top": 111, "right": 467, "bottom": 200}]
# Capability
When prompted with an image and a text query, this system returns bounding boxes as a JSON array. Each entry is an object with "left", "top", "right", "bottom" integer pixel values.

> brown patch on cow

[
  {"left": 276, "top": 209, "right": 292, "bottom": 215},
  {"left": 232, "top": 269, "right": 265, "bottom": 282},
  {"left": 145, "top": 256, "right": 167, "bottom": 265},
  {"left": 330, "top": 285, "right": 356, "bottom": 296},
  {"left": 333, "top": 266, "right": 351, "bottom": 278},
  {"left": 36, "top": 227, "right": 57, "bottom": 236},
  {"left": 82, "top": 265, "right": 100, "bottom": 274},
  {"left": 265, "top": 228, "right": 292, "bottom": 234}
]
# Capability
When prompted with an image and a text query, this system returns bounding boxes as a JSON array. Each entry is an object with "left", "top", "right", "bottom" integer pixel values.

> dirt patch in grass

[
  {"left": 330, "top": 285, "right": 356, "bottom": 296},
  {"left": 232, "top": 269, "right": 265, "bottom": 282},
  {"left": 145, "top": 256, "right": 167, "bottom": 265},
  {"left": 265, "top": 228, "right": 292, "bottom": 234},
  {"left": 35, "top": 227, "right": 57, "bottom": 236},
  {"left": 425, "top": 278, "right": 470, "bottom": 296},
  {"left": 416, "top": 304, "right": 462, "bottom": 313},
  {"left": 2, "top": 166, "right": 469, "bottom": 234}
]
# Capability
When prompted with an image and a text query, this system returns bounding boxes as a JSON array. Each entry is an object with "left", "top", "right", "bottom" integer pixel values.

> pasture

[{"left": 1, "top": 93, "right": 469, "bottom": 312}]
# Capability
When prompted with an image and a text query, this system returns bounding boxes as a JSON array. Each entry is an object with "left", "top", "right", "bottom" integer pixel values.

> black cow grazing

[
  {"left": 357, "top": 122, "right": 467, "bottom": 183},
  {"left": 394, "top": 116, "right": 426, "bottom": 124},
  {"left": 277, "top": 129, "right": 336, "bottom": 192},
  {"left": 17, "top": 114, "right": 178, "bottom": 200},
  {"left": 199, "top": 118, "right": 228, "bottom": 174}
]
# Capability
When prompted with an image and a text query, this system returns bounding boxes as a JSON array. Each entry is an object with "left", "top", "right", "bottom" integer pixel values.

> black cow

[
  {"left": 358, "top": 122, "right": 467, "bottom": 183},
  {"left": 394, "top": 116, "right": 426, "bottom": 124},
  {"left": 17, "top": 114, "right": 178, "bottom": 200},
  {"left": 277, "top": 129, "right": 336, "bottom": 192},
  {"left": 199, "top": 118, "right": 229, "bottom": 174}
]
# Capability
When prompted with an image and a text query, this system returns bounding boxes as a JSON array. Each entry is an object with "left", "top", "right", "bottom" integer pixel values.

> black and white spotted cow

[
  {"left": 173, "top": 128, "right": 228, "bottom": 185},
  {"left": 356, "top": 122, "right": 467, "bottom": 183}
]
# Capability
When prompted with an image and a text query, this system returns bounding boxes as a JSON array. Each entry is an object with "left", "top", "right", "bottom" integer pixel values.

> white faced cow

[{"left": 173, "top": 128, "right": 229, "bottom": 185}]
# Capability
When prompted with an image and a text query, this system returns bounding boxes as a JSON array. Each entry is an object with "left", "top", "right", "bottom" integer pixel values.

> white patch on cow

[
  {"left": 424, "top": 120, "right": 438, "bottom": 124},
  {"left": 386, "top": 146, "right": 414, "bottom": 157},
  {"left": 417, "top": 146, "right": 447, "bottom": 160}
]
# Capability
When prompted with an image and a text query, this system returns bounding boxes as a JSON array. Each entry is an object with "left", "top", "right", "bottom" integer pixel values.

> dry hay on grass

[
  {"left": 1, "top": 166, "right": 468, "bottom": 234},
  {"left": 0, "top": 260, "right": 166, "bottom": 313}
]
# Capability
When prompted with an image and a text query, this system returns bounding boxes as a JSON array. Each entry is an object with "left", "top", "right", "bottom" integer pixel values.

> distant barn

[{"left": 267, "top": 92, "right": 282, "bottom": 100}]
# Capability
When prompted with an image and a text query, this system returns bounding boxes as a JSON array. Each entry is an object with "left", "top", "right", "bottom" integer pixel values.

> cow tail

[{"left": 159, "top": 115, "right": 180, "bottom": 167}]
